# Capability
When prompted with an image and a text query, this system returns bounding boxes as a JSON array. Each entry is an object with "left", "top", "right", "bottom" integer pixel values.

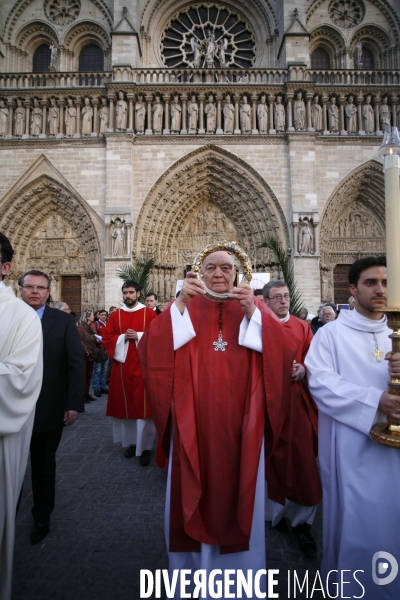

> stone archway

[
  {"left": 319, "top": 160, "right": 385, "bottom": 303},
  {"left": 1, "top": 174, "right": 101, "bottom": 311},
  {"left": 134, "top": 144, "right": 290, "bottom": 303}
]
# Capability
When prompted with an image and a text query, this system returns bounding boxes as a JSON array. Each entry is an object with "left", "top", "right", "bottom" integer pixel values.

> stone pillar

[
  {"left": 181, "top": 94, "right": 188, "bottom": 134},
  {"left": 127, "top": 93, "right": 134, "bottom": 132},
  {"left": 293, "top": 222, "right": 299, "bottom": 255},
  {"left": 22, "top": 100, "right": 30, "bottom": 139},
  {"left": 391, "top": 96, "right": 398, "bottom": 129},
  {"left": 313, "top": 221, "right": 320, "bottom": 255},
  {"left": 374, "top": 96, "right": 383, "bottom": 135},
  {"left": 145, "top": 95, "right": 153, "bottom": 135},
  {"left": 40, "top": 99, "right": 47, "bottom": 138},
  {"left": 306, "top": 93, "right": 314, "bottom": 132},
  {"left": 234, "top": 94, "right": 241, "bottom": 134},
  {"left": 251, "top": 94, "right": 259, "bottom": 134},
  {"left": 107, "top": 94, "right": 115, "bottom": 131},
  {"left": 73, "top": 98, "right": 81, "bottom": 138},
  {"left": 6, "top": 100, "right": 14, "bottom": 138},
  {"left": 322, "top": 96, "right": 329, "bottom": 135},
  {"left": 57, "top": 99, "right": 64, "bottom": 137},
  {"left": 92, "top": 97, "right": 99, "bottom": 136},
  {"left": 286, "top": 93, "right": 294, "bottom": 132},
  {"left": 198, "top": 94, "right": 205, "bottom": 134},
  {"left": 216, "top": 94, "right": 223, "bottom": 135},
  {"left": 357, "top": 95, "right": 364, "bottom": 135},
  {"left": 163, "top": 94, "right": 170, "bottom": 134},
  {"left": 268, "top": 95, "right": 275, "bottom": 134},
  {"left": 339, "top": 96, "right": 347, "bottom": 135}
]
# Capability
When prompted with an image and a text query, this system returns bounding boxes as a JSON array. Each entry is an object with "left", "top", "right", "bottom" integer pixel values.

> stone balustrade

[
  {"left": 309, "top": 69, "right": 400, "bottom": 86},
  {"left": 0, "top": 71, "right": 112, "bottom": 89}
]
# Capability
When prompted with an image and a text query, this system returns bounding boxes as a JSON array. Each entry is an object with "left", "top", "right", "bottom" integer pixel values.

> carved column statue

[
  {"left": 116, "top": 91, "right": 128, "bottom": 131},
  {"left": 223, "top": 94, "right": 234, "bottom": 134},
  {"left": 329, "top": 97, "right": 339, "bottom": 133},
  {"left": 239, "top": 95, "right": 251, "bottom": 134},
  {"left": 293, "top": 91, "right": 305, "bottom": 131},
  {"left": 380, "top": 97, "right": 391, "bottom": 133},
  {"left": 14, "top": 98, "right": 25, "bottom": 137},
  {"left": 362, "top": 95, "right": 374, "bottom": 134},
  {"left": 152, "top": 95, "right": 164, "bottom": 134},
  {"left": 187, "top": 94, "right": 199, "bottom": 134},
  {"left": 205, "top": 94, "right": 216, "bottom": 134},
  {"left": 170, "top": 94, "right": 181, "bottom": 134},
  {"left": 274, "top": 96, "right": 285, "bottom": 132},
  {"left": 135, "top": 94, "right": 146, "bottom": 134},
  {"left": 65, "top": 98, "right": 76, "bottom": 137},
  {"left": 81, "top": 97, "right": 93, "bottom": 136},
  {"left": 107, "top": 94, "right": 115, "bottom": 131},
  {"left": 311, "top": 95, "right": 322, "bottom": 132},
  {"left": 31, "top": 98, "right": 43, "bottom": 136},
  {"left": 48, "top": 97, "right": 59, "bottom": 136},
  {"left": 320, "top": 264, "right": 334, "bottom": 303},
  {"left": 0, "top": 99, "right": 9, "bottom": 137}
]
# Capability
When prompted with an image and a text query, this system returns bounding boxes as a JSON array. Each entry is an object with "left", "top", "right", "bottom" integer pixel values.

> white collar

[
  {"left": 0, "top": 281, "right": 5, "bottom": 291},
  {"left": 339, "top": 306, "right": 388, "bottom": 333},
  {"left": 279, "top": 313, "right": 290, "bottom": 323},
  {"left": 121, "top": 302, "right": 146, "bottom": 313}
]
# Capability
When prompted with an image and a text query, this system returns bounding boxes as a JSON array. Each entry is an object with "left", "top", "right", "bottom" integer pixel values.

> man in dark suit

[
  {"left": 19, "top": 269, "right": 85, "bottom": 544},
  {"left": 145, "top": 292, "right": 162, "bottom": 315}
]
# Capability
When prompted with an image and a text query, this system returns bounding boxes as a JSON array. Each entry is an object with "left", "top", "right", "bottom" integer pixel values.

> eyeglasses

[
  {"left": 20, "top": 285, "right": 49, "bottom": 291},
  {"left": 268, "top": 294, "right": 290, "bottom": 301}
]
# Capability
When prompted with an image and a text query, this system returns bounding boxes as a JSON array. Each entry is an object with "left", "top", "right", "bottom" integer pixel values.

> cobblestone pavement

[{"left": 13, "top": 394, "right": 323, "bottom": 600}]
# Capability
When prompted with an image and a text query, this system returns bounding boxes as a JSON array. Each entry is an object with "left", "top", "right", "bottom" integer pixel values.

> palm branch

[
  {"left": 258, "top": 234, "right": 304, "bottom": 317},
  {"left": 117, "top": 252, "right": 156, "bottom": 300}
]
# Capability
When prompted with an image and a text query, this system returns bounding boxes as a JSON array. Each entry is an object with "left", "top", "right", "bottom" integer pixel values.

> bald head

[{"left": 201, "top": 251, "right": 236, "bottom": 293}]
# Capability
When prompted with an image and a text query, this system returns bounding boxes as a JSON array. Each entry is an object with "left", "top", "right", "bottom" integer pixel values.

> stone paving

[{"left": 13, "top": 394, "right": 323, "bottom": 600}]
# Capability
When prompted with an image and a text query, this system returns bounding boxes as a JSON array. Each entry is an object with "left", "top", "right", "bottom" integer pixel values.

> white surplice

[
  {"left": 305, "top": 308, "right": 400, "bottom": 599},
  {"left": 0, "top": 283, "right": 43, "bottom": 600},
  {"left": 166, "top": 304, "right": 266, "bottom": 600}
]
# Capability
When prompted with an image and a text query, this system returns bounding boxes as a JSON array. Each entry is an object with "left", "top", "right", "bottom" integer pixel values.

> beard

[{"left": 123, "top": 297, "right": 138, "bottom": 307}]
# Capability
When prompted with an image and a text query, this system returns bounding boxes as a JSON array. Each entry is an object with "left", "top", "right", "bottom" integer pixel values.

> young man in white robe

[
  {"left": 306, "top": 256, "right": 400, "bottom": 599},
  {"left": 0, "top": 232, "right": 43, "bottom": 600}
]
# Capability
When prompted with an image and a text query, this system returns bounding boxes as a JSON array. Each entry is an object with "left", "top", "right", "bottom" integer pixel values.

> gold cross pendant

[{"left": 372, "top": 348, "right": 384, "bottom": 362}]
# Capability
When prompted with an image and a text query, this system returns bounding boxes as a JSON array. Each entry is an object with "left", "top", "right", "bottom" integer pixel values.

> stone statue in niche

[
  {"left": 329, "top": 97, "right": 339, "bottom": 133},
  {"left": 355, "top": 39, "right": 362, "bottom": 66},
  {"left": 135, "top": 95, "right": 146, "bottom": 134},
  {"left": 274, "top": 96, "right": 285, "bottom": 132},
  {"left": 14, "top": 99, "right": 25, "bottom": 137},
  {"left": 111, "top": 218, "right": 126, "bottom": 256},
  {"left": 0, "top": 99, "right": 9, "bottom": 136},
  {"left": 170, "top": 95, "right": 182, "bottom": 133},
  {"left": 48, "top": 98, "right": 59, "bottom": 136},
  {"left": 293, "top": 91, "right": 305, "bottom": 131},
  {"left": 115, "top": 91, "right": 128, "bottom": 131},
  {"left": 257, "top": 94, "right": 268, "bottom": 133},
  {"left": 49, "top": 43, "right": 58, "bottom": 70},
  {"left": 345, "top": 95, "right": 357, "bottom": 133},
  {"left": 187, "top": 95, "right": 199, "bottom": 133},
  {"left": 362, "top": 95, "right": 374, "bottom": 133},
  {"left": 380, "top": 97, "right": 391, "bottom": 132},
  {"left": 204, "top": 30, "right": 217, "bottom": 67},
  {"left": 81, "top": 97, "right": 93, "bottom": 136},
  {"left": 240, "top": 96, "right": 251, "bottom": 133},
  {"left": 321, "top": 265, "right": 333, "bottom": 302},
  {"left": 99, "top": 97, "right": 109, "bottom": 134},
  {"left": 190, "top": 36, "right": 203, "bottom": 68},
  {"left": 152, "top": 95, "right": 164, "bottom": 134},
  {"left": 164, "top": 271, "right": 172, "bottom": 300},
  {"left": 30, "top": 98, "right": 43, "bottom": 136},
  {"left": 205, "top": 94, "right": 216, "bottom": 133},
  {"left": 47, "top": 215, "right": 64, "bottom": 238},
  {"left": 223, "top": 94, "right": 234, "bottom": 134},
  {"left": 298, "top": 218, "right": 314, "bottom": 254},
  {"left": 65, "top": 98, "right": 76, "bottom": 137},
  {"left": 218, "top": 38, "right": 228, "bottom": 67},
  {"left": 311, "top": 95, "right": 322, "bottom": 131}
]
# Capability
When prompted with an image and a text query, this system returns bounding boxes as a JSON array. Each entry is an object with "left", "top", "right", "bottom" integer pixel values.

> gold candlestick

[{"left": 370, "top": 127, "right": 400, "bottom": 448}]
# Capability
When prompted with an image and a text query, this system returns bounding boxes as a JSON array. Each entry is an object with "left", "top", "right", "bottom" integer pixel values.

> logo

[{"left": 372, "top": 552, "right": 398, "bottom": 586}]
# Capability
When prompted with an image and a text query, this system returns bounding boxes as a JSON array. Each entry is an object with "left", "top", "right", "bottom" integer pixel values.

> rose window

[
  {"left": 328, "top": 0, "right": 365, "bottom": 28},
  {"left": 161, "top": 4, "right": 256, "bottom": 68},
  {"left": 44, "top": 0, "right": 81, "bottom": 26}
]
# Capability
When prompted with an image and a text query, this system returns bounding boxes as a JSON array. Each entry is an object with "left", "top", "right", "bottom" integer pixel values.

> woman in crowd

[{"left": 78, "top": 309, "right": 98, "bottom": 403}]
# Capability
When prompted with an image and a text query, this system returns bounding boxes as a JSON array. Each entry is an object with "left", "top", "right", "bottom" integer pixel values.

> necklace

[
  {"left": 372, "top": 332, "right": 384, "bottom": 362},
  {"left": 213, "top": 303, "right": 228, "bottom": 352}
]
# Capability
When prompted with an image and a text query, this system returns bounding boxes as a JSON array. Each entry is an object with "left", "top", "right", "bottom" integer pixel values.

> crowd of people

[{"left": 1, "top": 227, "right": 400, "bottom": 600}]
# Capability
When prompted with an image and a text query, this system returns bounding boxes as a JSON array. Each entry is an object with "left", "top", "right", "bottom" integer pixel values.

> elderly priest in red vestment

[
  {"left": 103, "top": 280, "right": 157, "bottom": 466},
  {"left": 138, "top": 250, "right": 321, "bottom": 597}
]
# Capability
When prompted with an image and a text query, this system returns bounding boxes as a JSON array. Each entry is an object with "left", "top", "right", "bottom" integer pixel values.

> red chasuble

[
  {"left": 138, "top": 296, "right": 321, "bottom": 554},
  {"left": 103, "top": 306, "right": 157, "bottom": 420}
]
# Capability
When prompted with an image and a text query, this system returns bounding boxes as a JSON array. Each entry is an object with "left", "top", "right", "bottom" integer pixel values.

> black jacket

[{"left": 34, "top": 305, "right": 85, "bottom": 432}]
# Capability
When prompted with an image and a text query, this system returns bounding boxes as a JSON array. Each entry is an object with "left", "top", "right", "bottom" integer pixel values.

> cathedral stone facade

[{"left": 1, "top": 0, "right": 399, "bottom": 313}]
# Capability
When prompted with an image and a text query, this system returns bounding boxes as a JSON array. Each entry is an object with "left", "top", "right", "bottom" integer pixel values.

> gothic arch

[
  {"left": 63, "top": 21, "right": 111, "bottom": 70},
  {"left": 134, "top": 145, "right": 289, "bottom": 271},
  {"left": 310, "top": 25, "right": 346, "bottom": 69},
  {"left": 350, "top": 25, "right": 392, "bottom": 69},
  {"left": 15, "top": 21, "right": 59, "bottom": 53}
]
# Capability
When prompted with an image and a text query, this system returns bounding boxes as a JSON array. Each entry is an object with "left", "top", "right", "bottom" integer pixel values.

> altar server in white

[
  {"left": 306, "top": 256, "right": 400, "bottom": 599},
  {"left": 0, "top": 232, "right": 43, "bottom": 600}
]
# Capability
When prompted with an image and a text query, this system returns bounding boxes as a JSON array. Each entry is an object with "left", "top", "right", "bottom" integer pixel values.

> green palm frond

[
  {"left": 258, "top": 234, "right": 304, "bottom": 318},
  {"left": 117, "top": 252, "right": 156, "bottom": 300}
]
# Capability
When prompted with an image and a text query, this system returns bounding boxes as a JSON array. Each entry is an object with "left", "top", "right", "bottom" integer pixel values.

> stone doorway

[
  {"left": 333, "top": 264, "right": 351, "bottom": 305},
  {"left": 62, "top": 275, "right": 82, "bottom": 316}
]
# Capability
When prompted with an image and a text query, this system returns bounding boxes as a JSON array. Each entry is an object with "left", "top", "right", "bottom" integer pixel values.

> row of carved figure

[{"left": 1, "top": 91, "right": 398, "bottom": 138}]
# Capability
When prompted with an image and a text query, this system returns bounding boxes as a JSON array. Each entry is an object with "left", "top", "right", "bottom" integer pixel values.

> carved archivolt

[
  {"left": 16, "top": 21, "right": 59, "bottom": 52},
  {"left": 310, "top": 25, "right": 346, "bottom": 67},
  {"left": 134, "top": 144, "right": 289, "bottom": 273}
]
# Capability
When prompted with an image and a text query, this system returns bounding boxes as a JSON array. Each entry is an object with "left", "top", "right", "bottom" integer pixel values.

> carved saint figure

[
  {"left": 99, "top": 97, "right": 109, "bottom": 134},
  {"left": 205, "top": 94, "right": 216, "bottom": 133},
  {"left": 293, "top": 91, "right": 305, "bottom": 131},
  {"left": 329, "top": 97, "right": 339, "bottom": 133},
  {"left": 111, "top": 219, "right": 125, "bottom": 256},
  {"left": 218, "top": 38, "right": 228, "bottom": 67},
  {"left": 223, "top": 94, "right": 234, "bottom": 134},
  {"left": 205, "top": 30, "right": 217, "bottom": 67},
  {"left": 30, "top": 98, "right": 43, "bottom": 136},
  {"left": 190, "top": 37, "right": 203, "bottom": 68},
  {"left": 240, "top": 95, "right": 251, "bottom": 133},
  {"left": 380, "top": 97, "right": 391, "bottom": 132},
  {"left": 321, "top": 270, "right": 332, "bottom": 302},
  {"left": 49, "top": 43, "right": 58, "bottom": 70},
  {"left": 116, "top": 91, "right": 128, "bottom": 131},
  {"left": 298, "top": 219, "right": 313, "bottom": 254},
  {"left": 0, "top": 99, "right": 9, "bottom": 136},
  {"left": 345, "top": 95, "right": 357, "bottom": 133},
  {"left": 135, "top": 95, "right": 146, "bottom": 133},
  {"left": 48, "top": 98, "right": 59, "bottom": 135},
  {"left": 65, "top": 98, "right": 76, "bottom": 137},
  {"left": 187, "top": 95, "right": 199, "bottom": 133},
  {"left": 274, "top": 96, "right": 285, "bottom": 132},
  {"left": 311, "top": 95, "right": 322, "bottom": 131},
  {"left": 257, "top": 95, "right": 268, "bottom": 133},
  {"left": 170, "top": 95, "right": 182, "bottom": 133},
  {"left": 362, "top": 95, "right": 374, "bottom": 133},
  {"left": 81, "top": 97, "right": 93, "bottom": 136},
  {"left": 14, "top": 99, "right": 25, "bottom": 136},
  {"left": 152, "top": 95, "right": 164, "bottom": 133},
  {"left": 355, "top": 40, "right": 362, "bottom": 66}
]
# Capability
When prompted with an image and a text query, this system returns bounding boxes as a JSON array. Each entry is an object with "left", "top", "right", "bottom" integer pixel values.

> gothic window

[
  {"left": 361, "top": 48, "right": 374, "bottom": 69},
  {"left": 79, "top": 44, "right": 104, "bottom": 72},
  {"left": 311, "top": 49, "right": 330, "bottom": 69},
  {"left": 33, "top": 45, "right": 51, "bottom": 72}
]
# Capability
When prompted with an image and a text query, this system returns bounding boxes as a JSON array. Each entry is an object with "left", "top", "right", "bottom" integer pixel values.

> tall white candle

[{"left": 384, "top": 154, "right": 400, "bottom": 306}]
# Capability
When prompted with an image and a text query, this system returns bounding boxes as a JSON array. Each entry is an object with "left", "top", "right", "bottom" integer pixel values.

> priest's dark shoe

[
  {"left": 93, "top": 390, "right": 102, "bottom": 397},
  {"left": 124, "top": 445, "right": 136, "bottom": 458},
  {"left": 101, "top": 388, "right": 109, "bottom": 394},
  {"left": 273, "top": 518, "right": 288, "bottom": 533},
  {"left": 293, "top": 523, "right": 317, "bottom": 555},
  {"left": 139, "top": 450, "right": 151, "bottom": 466},
  {"left": 31, "top": 520, "right": 50, "bottom": 545}
]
